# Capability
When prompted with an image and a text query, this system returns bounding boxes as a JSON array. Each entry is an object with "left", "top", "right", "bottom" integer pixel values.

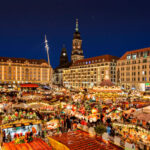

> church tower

[
  {"left": 59, "top": 45, "right": 69, "bottom": 66},
  {"left": 71, "top": 19, "right": 84, "bottom": 63}
]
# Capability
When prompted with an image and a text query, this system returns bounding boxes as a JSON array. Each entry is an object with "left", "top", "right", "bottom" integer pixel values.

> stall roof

[
  {"left": 135, "top": 113, "right": 150, "bottom": 122},
  {"left": 1, "top": 119, "right": 41, "bottom": 128},
  {"left": 20, "top": 84, "right": 39, "bottom": 88}
]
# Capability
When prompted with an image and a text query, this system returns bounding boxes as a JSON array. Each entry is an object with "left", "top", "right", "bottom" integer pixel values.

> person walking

[
  {"left": 7, "top": 133, "right": 11, "bottom": 142},
  {"left": 64, "top": 115, "right": 66, "bottom": 131},
  {"left": 66, "top": 116, "right": 71, "bottom": 131},
  {"left": 3, "top": 131, "right": 6, "bottom": 143}
]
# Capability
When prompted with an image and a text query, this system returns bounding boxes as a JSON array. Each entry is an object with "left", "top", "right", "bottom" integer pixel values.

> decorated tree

[{"left": 94, "top": 124, "right": 106, "bottom": 135}]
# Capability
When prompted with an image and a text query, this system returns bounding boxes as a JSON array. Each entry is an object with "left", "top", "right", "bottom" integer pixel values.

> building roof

[
  {"left": 0, "top": 56, "right": 48, "bottom": 64},
  {"left": 119, "top": 47, "right": 150, "bottom": 60},
  {"left": 72, "top": 54, "right": 119, "bottom": 66}
]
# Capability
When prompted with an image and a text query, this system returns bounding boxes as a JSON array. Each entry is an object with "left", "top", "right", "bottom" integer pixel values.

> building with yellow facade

[
  {"left": 0, "top": 57, "right": 52, "bottom": 85},
  {"left": 116, "top": 47, "right": 150, "bottom": 91},
  {"left": 63, "top": 55, "right": 119, "bottom": 88}
]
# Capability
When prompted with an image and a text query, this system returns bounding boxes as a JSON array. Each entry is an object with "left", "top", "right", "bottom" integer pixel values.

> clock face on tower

[{"left": 63, "top": 53, "right": 66, "bottom": 56}]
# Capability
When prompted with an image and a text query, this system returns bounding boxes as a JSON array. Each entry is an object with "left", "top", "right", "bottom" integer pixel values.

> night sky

[{"left": 0, "top": 0, "right": 150, "bottom": 68}]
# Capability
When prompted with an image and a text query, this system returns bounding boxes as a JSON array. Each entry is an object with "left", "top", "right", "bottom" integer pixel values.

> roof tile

[{"left": 72, "top": 54, "right": 119, "bottom": 66}]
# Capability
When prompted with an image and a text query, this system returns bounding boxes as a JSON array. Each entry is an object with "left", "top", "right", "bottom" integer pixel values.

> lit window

[
  {"left": 127, "top": 55, "right": 131, "bottom": 60},
  {"left": 143, "top": 52, "right": 147, "bottom": 58},
  {"left": 142, "top": 71, "right": 145, "bottom": 75},
  {"left": 132, "top": 54, "right": 136, "bottom": 60}
]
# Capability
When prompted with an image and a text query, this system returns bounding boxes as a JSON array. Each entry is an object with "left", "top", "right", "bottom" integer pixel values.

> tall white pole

[
  {"left": 44, "top": 34, "right": 52, "bottom": 86},
  {"left": 45, "top": 34, "right": 50, "bottom": 66}
]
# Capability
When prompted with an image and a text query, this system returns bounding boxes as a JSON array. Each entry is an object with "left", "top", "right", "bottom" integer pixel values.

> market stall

[{"left": 113, "top": 122, "right": 150, "bottom": 149}]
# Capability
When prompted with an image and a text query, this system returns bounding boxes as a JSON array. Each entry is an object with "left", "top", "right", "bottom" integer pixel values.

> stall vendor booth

[
  {"left": 46, "top": 119, "right": 59, "bottom": 130},
  {"left": 1, "top": 119, "right": 41, "bottom": 143}
]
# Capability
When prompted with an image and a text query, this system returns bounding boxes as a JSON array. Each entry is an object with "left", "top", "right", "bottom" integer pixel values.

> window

[
  {"left": 143, "top": 59, "right": 147, "bottom": 63},
  {"left": 132, "top": 54, "right": 136, "bottom": 60},
  {"left": 143, "top": 51, "right": 147, "bottom": 58},
  {"left": 142, "top": 71, "right": 145, "bottom": 75},
  {"left": 142, "top": 65, "right": 145, "bottom": 69},
  {"left": 127, "top": 55, "right": 131, "bottom": 60}
]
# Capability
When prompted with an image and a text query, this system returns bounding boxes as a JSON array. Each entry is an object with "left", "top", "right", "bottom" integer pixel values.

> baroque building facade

[
  {"left": 63, "top": 55, "right": 118, "bottom": 88},
  {"left": 0, "top": 57, "right": 52, "bottom": 84},
  {"left": 116, "top": 47, "right": 150, "bottom": 91}
]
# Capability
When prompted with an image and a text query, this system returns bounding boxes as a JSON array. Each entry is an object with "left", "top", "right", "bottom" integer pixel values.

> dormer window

[
  {"left": 143, "top": 51, "right": 147, "bottom": 58},
  {"left": 127, "top": 55, "right": 131, "bottom": 60},
  {"left": 132, "top": 54, "right": 136, "bottom": 60}
]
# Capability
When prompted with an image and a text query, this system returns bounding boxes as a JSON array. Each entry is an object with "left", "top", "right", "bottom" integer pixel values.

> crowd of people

[{"left": 1, "top": 86, "right": 150, "bottom": 150}]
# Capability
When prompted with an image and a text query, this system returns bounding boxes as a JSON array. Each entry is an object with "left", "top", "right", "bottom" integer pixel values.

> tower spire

[
  {"left": 44, "top": 34, "right": 50, "bottom": 66},
  {"left": 75, "top": 18, "right": 79, "bottom": 32}
]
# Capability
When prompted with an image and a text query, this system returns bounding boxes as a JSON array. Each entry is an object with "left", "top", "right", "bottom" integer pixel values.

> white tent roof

[{"left": 143, "top": 105, "right": 150, "bottom": 113}]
